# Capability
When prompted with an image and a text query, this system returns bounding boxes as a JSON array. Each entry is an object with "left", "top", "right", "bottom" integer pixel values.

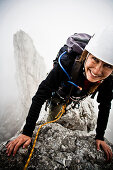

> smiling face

[{"left": 84, "top": 53, "right": 113, "bottom": 82}]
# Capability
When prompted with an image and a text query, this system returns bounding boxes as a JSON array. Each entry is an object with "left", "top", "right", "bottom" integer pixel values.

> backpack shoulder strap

[{"left": 71, "top": 60, "right": 82, "bottom": 82}]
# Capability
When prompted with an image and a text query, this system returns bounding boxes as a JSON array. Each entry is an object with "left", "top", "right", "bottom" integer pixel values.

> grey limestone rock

[
  {"left": 57, "top": 97, "right": 96, "bottom": 133},
  {"left": 0, "top": 30, "right": 46, "bottom": 144},
  {"left": 0, "top": 122, "right": 113, "bottom": 170}
]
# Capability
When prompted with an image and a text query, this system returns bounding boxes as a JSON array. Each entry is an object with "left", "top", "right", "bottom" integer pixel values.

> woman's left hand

[{"left": 96, "top": 139, "right": 112, "bottom": 162}]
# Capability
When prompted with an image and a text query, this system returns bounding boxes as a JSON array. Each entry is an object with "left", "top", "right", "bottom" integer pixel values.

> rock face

[
  {"left": 0, "top": 30, "right": 46, "bottom": 144},
  {"left": 57, "top": 97, "right": 96, "bottom": 133},
  {"left": 14, "top": 30, "right": 45, "bottom": 108},
  {"left": 0, "top": 123, "right": 113, "bottom": 170},
  {"left": 0, "top": 98, "right": 113, "bottom": 170}
]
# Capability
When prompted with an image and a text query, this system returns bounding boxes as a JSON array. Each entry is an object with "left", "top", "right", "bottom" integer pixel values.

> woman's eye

[
  {"left": 104, "top": 64, "right": 113, "bottom": 69},
  {"left": 92, "top": 57, "right": 99, "bottom": 62}
]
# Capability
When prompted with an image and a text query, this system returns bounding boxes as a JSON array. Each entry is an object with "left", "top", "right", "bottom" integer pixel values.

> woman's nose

[{"left": 94, "top": 63, "right": 103, "bottom": 75}]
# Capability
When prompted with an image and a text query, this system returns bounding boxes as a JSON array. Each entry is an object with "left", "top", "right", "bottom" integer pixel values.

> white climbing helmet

[{"left": 85, "top": 26, "right": 113, "bottom": 66}]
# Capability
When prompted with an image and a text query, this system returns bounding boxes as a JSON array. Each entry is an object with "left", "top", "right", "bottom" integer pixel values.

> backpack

[
  {"left": 53, "top": 33, "right": 91, "bottom": 65},
  {"left": 53, "top": 33, "right": 92, "bottom": 91}
]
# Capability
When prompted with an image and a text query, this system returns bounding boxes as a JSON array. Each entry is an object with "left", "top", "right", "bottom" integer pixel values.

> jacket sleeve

[
  {"left": 95, "top": 76, "right": 113, "bottom": 140},
  {"left": 22, "top": 63, "right": 67, "bottom": 137}
]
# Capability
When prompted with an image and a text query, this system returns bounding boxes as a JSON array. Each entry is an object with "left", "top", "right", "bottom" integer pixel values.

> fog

[{"left": 0, "top": 0, "right": 113, "bottom": 143}]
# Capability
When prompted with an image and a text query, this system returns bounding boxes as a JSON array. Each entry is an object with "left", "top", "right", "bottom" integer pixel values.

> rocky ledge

[
  {"left": 0, "top": 122, "right": 113, "bottom": 170},
  {"left": 0, "top": 98, "right": 113, "bottom": 169}
]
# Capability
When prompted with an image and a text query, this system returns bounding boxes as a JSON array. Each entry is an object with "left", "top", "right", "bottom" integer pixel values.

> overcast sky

[
  {"left": 1, "top": 0, "right": 113, "bottom": 103},
  {"left": 0, "top": 0, "right": 113, "bottom": 71},
  {"left": 0, "top": 0, "right": 113, "bottom": 143}
]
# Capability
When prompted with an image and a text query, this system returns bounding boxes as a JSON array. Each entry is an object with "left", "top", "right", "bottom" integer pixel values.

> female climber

[{"left": 6, "top": 27, "right": 113, "bottom": 162}]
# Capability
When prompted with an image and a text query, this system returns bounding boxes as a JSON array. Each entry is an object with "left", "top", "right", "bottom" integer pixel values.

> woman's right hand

[{"left": 6, "top": 134, "right": 32, "bottom": 156}]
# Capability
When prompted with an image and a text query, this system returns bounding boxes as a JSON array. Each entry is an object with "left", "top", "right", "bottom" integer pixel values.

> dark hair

[{"left": 79, "top": 50, "right": 88, "bottom": 63}]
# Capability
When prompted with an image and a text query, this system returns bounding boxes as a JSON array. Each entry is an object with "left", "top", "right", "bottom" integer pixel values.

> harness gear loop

[{"left": 24, "top": 103, "right": 67, "bottom": 170}]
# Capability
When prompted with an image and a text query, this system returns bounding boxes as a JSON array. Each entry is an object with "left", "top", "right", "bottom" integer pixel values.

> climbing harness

[
  {"left": 24, "top": 103, "right": 67, "bottom": 170},
  {"left": 70, "top": 95, "right": 87, "bottom": 109}
]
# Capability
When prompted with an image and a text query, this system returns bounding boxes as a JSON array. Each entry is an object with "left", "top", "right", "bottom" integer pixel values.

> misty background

[{"left": 0, "top": 0, "right": 113, "bottom": 144}]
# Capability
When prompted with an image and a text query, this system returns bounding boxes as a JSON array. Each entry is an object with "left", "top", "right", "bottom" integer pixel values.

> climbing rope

[{"left": 24, "top": 104, "right": 66, "bottom": 170}]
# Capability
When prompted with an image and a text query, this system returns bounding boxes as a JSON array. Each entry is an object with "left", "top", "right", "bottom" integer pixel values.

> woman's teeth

[{"left": 90, "top": 71, "right": 98, "bottom": 77}]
